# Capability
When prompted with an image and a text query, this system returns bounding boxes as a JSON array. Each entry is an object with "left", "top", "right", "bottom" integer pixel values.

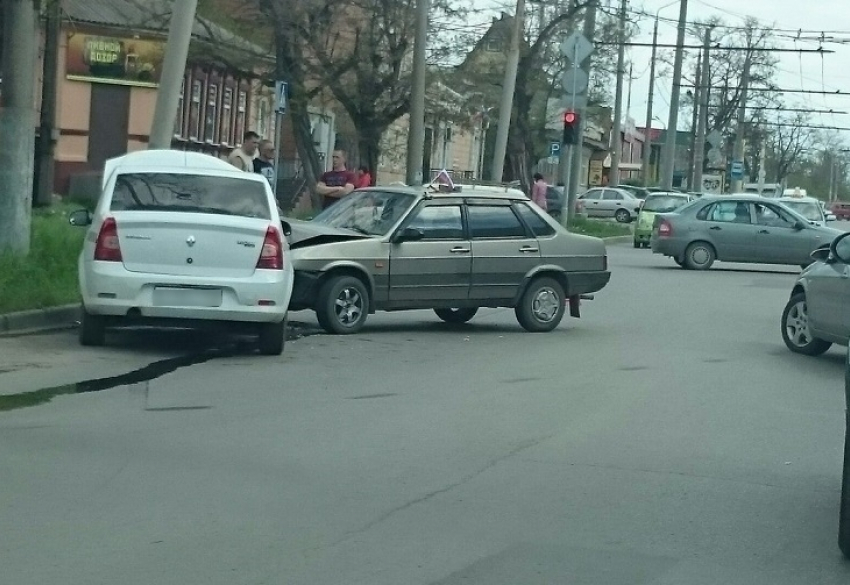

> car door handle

[
  {"left": 758, "top": 229, "right": 770, "bottom": 234},
  {"left": 519, "top": 246, "right": 539, "bottom": 253},
  {"left": 450, "top": 247, "right": 470, "bottom": 254},
  {"left": 709, "top": 226, "right": 722, "bottom": 231}
]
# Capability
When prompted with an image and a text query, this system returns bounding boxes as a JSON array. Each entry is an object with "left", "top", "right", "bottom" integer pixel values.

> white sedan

[{"left": 70, "top": 150, "right": 293, "bottom": 355}]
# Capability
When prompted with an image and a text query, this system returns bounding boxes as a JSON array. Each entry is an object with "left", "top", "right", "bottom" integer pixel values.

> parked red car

[{"left": 831, "top": 201, "right": 850, "bottom": 220}]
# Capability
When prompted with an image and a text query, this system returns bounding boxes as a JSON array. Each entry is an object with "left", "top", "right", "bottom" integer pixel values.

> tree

[{"left": 763, "top": 112, "right": 816, "bottom": 183}]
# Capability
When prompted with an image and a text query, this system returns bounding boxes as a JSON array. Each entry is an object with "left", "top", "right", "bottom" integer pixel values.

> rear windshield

[
  {"left": 110, "top": 173, "right": 271, "bottom": 219},
  {"left": 642, "top": 195, "right": 690, "bottom": 213}
]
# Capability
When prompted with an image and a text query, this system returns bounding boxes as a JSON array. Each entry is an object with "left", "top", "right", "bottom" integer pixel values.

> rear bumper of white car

[{"left": 80, "top": 260, "right": 292, "bottom": 324}]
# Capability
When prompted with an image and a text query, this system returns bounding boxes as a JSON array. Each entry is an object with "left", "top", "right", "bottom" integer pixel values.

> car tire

[
  {"left": 316, "top": 275, "right": 370, "bottom": 334},
  {"left": 434, "top": 307, "right": 478, "bottom": 324},
  {"left": 781, "top": 292, "right": 831, "bottom": 356},
  {"left": 615, "top": 209, "right": 631, "bottom": 223},
  {"left": 257, "top": 318, "right": 286, "bottom": 356},
  {"left": 515, "top": 277, "right": 566, "bottom": 333},
  {"left": 643, "top": 242, "right": 651, "bottom": 249},
  {"left": 683, "top": 241, "right": 716, "bottom": 270},
  {"left": 79, "top": 306, "right": 106, "bottom": 347},
  {"left": 840, "top": 406, "right": 850, "bottom": 559},
  {"left": 633, "top": 240, "right": 641, "bottom": 249}
]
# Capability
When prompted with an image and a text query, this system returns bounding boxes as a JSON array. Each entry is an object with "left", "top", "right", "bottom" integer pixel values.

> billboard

[{"left": 66, "top": 34, "right": 165, "bottom": 87}]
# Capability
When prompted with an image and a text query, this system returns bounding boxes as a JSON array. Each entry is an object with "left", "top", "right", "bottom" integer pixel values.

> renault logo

[{"left": 186, "top": 235, "right": 196, "bottom": 247}]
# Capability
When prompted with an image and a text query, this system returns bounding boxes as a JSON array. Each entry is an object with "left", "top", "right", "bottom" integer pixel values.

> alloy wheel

[
  {"left": 334, "top": 287, "right": 363, "bottom": 326},
  {"left": 532, "top": 286, "right": 561, "bottom": 323}
]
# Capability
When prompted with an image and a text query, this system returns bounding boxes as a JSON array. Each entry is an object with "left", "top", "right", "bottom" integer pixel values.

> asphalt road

[{"left": 1, "top": 245, "right": 849, "bottom": 584}]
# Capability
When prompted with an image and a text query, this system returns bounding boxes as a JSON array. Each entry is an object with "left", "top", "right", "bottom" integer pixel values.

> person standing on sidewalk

[
  {"left": 228, "top": 130, "right": 260, "bottom": 172},
  {"left": 531, "top": 173, "right": 548, "bottom": 211},
  {"left": 315, "top": 149, "right": 356, "bottom": 209},
  {"left": 253, "top": 140, "right": 276, "bottom": 185}
]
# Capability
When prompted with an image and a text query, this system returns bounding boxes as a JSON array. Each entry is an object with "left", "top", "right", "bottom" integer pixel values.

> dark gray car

[
  {"left": 284, "top": 187, "right": 610, "bottom": 334},
  {"left": 650, "top": 195, "right": 843, "bottom": 270}
]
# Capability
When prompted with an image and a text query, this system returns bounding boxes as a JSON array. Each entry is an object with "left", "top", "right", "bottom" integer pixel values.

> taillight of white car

[
  {"left": 256, "top": 225, "right": 284, "bottom": 270},
  {"left": 94, "top": 217, "right": 123, "bottom": 262}
]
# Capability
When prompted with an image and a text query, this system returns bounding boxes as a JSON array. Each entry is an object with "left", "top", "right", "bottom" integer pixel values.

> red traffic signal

[{"left": 563, "top": 110, "right": 580, "bottom": 145}]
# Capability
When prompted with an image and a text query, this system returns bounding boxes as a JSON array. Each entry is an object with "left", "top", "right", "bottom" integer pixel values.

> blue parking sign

[{"left": 550, "top": 142, "right": 561, "bottom": 157}]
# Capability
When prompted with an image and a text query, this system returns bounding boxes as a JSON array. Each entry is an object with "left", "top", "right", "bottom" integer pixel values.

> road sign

[
  {"left": 706, "top": 129, "right": 722, "bottom": 148},
  {"left": 549, "top": 142, "right": 561, "bottom": 157},
  {"left": 274, "top": 81, "right": 288, "bottom": 114},
  {"left": 707, "top": 147, "right": 723, "bottom": 167},
  {"left": 730, "top": 160, "right": 744, "bottom": 179},
  {"left": 560, "top": 31, "right": 593, "bottom": 65},
  {"left": 561, "top": 68, "right": 589, "bottom": 95}
]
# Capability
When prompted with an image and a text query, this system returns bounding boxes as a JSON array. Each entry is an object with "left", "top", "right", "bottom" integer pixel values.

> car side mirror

[
  {"left": 827, "top": 213, "right": 837, "bottom": 222},
  {"left": 280, "top": 220, "right": 292, "bottom": 237},
  {"left": 810, "top": 246, "right": 830, "bottom": 263},
  {"left": 69, "top": 209, "right": 92, "bottom": 227},
  {"left": 794, "top": 220, "right": 807, "bottom": 231},
  {"left": 831, "top": 232, "right": 850, "bottom": 264},
  {"left": 394, "top": 227, "right": 425, "bottom": 243}
]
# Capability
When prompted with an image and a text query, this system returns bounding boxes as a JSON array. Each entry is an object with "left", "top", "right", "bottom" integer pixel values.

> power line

[
  {"left": 682, "top": 85, "right": 850, "bottom": 96},
  {"left": 596, "top": 41, "right": 832, "bottom": 53}
]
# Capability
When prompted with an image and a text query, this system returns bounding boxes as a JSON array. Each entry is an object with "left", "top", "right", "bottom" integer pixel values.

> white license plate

[{"left": 152, "top": 287, "right": 222, "bottom": 307}]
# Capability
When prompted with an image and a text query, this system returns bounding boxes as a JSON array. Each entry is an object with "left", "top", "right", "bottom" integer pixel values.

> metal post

[
  {"left": 687, "top": 56, "right": 701, "bottom": 190},
  {"left": 608, "top": 0, "right": 627, "bottom": 187},
  {"left": 272, "top": 112, "right": 283, "bottom": 199},
  {"left": 150, "top": 0, "right": 198, "bottom": 149},
  {"left": 406, "top": 0, "right": 429, "bottom": 185},
  {"left": 559, "top": 144, "right": 572, "bottom": 225},
  {"left": 490, "top": 0, "right": 526, "bottom": 183},
  {"left": 693, "top": 26, "right": 712, "bottom": 193},
  {"left": 730, "top": 55, "right": 751, "bottom": 193},
  {"left": 0, "top": 0, "right": 38, "bottom": 253},
  {"left": 567, "top": 1, "right": 598, "bottom": 218},
  {"left": 660, "top": 0, "right": 689, "bottom": 189},
  {"left": 641, "top": 18, "right": 659, "bottom": 186}
]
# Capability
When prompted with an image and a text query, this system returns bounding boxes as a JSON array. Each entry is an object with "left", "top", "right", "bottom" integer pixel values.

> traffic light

[{"left": 563, "top": 110, "right": 580, "bottom": 145}]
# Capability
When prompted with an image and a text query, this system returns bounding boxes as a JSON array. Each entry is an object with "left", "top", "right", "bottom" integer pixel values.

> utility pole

[
  {"left": 687, "top": 56, "right": 701, "bottom": 190},
  {"left": 640, "top": 17, "right": 659, "bottom": 186},
  {"left": 568, "top": 1, "right": 598, "bottom": 214},
  {"left": 35, "top": 0, "right": 61, "bottom": 208},
  {"left": 660, "top": 0, "right": 689, "bottom": 189},
  {"left": 730, "top": 54, "right": 751, "bottom": 193},
  {"left": 0, "top": 0, "right": 38, "bottom": 254},
  {"left": 608, "top": 0, "right": 627, "bottom": 187},
  {"left": 149, "top": 0, "right": 198, "bottom": 149},
  {"left": 692, "top": 26, "right": 713, "bottom": 194},
  {"left": 490, "top": 0, "right": 525, "bottom": 184},
  {"left": 406, "top": 0, "right": 429, "bottom": 185}
]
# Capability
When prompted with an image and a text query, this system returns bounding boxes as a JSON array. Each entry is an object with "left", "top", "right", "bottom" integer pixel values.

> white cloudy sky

[{"left": 468, "top": 0, "right": 850, "bottom": 132}]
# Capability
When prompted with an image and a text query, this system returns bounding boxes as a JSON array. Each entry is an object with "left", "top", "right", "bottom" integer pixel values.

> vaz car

[{"left": 284, "top": 187, "right": 611, "bottom": 334}]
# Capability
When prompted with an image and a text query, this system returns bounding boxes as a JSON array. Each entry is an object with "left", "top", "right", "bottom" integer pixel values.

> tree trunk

[{"left": 354, "top": 120, "right": 385, "bottom": 185}]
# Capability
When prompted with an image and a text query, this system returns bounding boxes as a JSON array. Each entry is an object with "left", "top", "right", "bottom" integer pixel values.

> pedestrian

[
  {"left": 253, "top": 139, "right": 276, "bottom": 185},
  {"left": 354, "top": 166, "right": 372, "bottom": 189},
  {"left": 228, "top": 130, "right": 260, "bottom": 172},
  {"left": 315, "top": 148, "right": 356, "bottom": 209},
  {"left": 531, "top": 172, "right": 548, "bottom": 211}
]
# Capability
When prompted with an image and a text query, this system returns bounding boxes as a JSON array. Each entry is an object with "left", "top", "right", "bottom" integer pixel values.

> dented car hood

[{"left": 284, "top": 218, "right": 372, "bottom": 249}]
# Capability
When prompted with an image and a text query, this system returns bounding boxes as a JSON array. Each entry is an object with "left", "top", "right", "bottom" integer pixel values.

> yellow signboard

[{"left": 66, "top": 34, "right": 165, "bottom": 87}]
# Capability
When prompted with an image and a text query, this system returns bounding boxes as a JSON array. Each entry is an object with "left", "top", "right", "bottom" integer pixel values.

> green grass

[
  {"left": 567, "top": 216, "right": 633, "bottom": 238},
  {"left": 0, "top": 204, "right": 86, "bottom": 314}
]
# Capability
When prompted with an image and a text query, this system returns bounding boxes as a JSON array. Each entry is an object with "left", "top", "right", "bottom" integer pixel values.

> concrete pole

[
  {"left": 149, "top": 0, "right": 198, "bottom": 150},
  {"left": 0, "top": 0, "right": 38, "bottom": 254},
  {"left": 730, "top": 55, "right": 751, "bottom": 193},
  {"left": 641, "top": 18, "right": 659, "bottom": 186},
  {"left": 687, "top": 56, "right": 701, "bottom": 190},
  {"left": 608, "top": 0, "right": 627, "bottom": 188},
  {"left": 35, "top": 0, "right": 61, "bottom": 208},
  {"left": 406, "top": 0, "right": 429, "bottom": 185},
  {"left": 490, "top": 0, "right": 526, "bottom": 184},
  {"left": 692, "top": 26, "right": 712, "bottom": 193},
  {"left": 660, "top": 0, "right": 689, "bottom": 189},
  {"left": 567, "top": 1, "right": 598, "bottom": 217}
]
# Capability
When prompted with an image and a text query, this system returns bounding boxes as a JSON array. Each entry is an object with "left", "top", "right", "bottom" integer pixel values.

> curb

[
  {"left": 603, "top": 235, "right": 634, "bottom": 245},
  {"left": 0, "top": 304, "right": 81, "bottom": 337}
]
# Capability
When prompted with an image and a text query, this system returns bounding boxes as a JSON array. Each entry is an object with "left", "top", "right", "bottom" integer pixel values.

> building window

[
  {"left": 236, "top": 89, "right": 247, "bottom": 142},
  {"left": 221, "top": 86, "right": 234, "bottom": 145},
  {"left": 258, "top": 98, "right": 270, "bottom": 139},
  {"left": 189, "top": 79, "right": 202, "bottom": 140},
  {"left": 174, "top": 77, "right": 185, "bottom": 137},
  {"left": 204, "top": 83, "right": 219, "bottom": 142}
]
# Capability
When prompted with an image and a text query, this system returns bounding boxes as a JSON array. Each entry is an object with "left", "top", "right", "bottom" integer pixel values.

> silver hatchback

[{"left": 284, "top": 187, "right": 611, "bottom": 334}]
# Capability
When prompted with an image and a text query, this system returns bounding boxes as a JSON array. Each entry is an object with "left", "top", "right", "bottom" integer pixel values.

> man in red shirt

[
  {"left": 316, "top": 149, "right": 356, "bottom": 209},
  {"left": 354, "top": 166, "right": 372, "bottom": 189}
]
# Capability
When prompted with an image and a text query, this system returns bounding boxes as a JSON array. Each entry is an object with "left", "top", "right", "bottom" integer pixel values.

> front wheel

[
  {"left": 683, "top": 241, "right": 716, "bottom": 270},
  {"left": 781, "top": 292, "right": 831, "bottom": 356},
  {"left": 515, "top": 277, "right": 566, "bottom": 332},
  {"left": 615, "top": 208, "right": 631, "bottom": 223},
  {"left": 257, "top": 318, "right": 286, "bottom": 356},
  {"left": 316, "top": 275, "right": 370, "bottom": 334},
  {"left": 434, "top": 307, "right": 478, "bottom": 324}
]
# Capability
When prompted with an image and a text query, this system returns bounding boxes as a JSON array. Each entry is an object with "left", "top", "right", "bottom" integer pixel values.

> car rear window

[
  {"left": 110, "top": 173, "right": 271, "bottom": 219},
  {"left": 515, "top": 202, "right": 556, "bottom": 237},
  {"left": 642, "top": 195, "right": 690, "bottom": 213}
]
